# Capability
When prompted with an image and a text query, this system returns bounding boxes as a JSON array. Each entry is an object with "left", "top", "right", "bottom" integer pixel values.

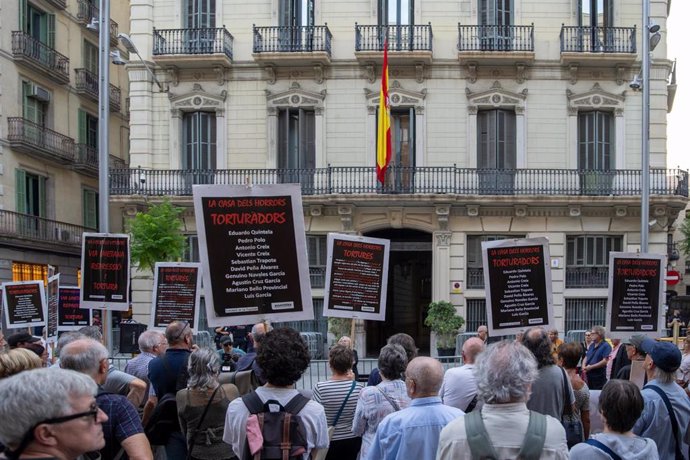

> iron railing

[
  {"left": 153, "top": 28, "right": 234, "bottom": 60},
  {"left": 76, "top": 0, "right": 119, "bottom": 40},
  {"left": 75, "top": 144, "right": 98, "bottom": 170},
  {"left": 8, "top": 118, "right": 75, "bottom": 162},
  {"left": 458, "top": 24, "right": 534, "bottom": 52},
  {"left": 253, "top": 25, "right": 332, "bottom": 55},
  {"left": 0, "top": 210, "right": 90, "bottom": 247},
  {"left": 565, "top": 266, "right": 609, "bottom": 288},
  {"left": 309, "top": 266, "right": 326, "bottom": 288},
  {"left": 74, "top": 68, "right": 121, "bottom": 111},
  {"left": 564, "top": 298, "right": 607, "bottom": 333},
  {"left": 109, "top": 167, "right": 689, "bottom": 197},
  {"left": 466, "top": 267, "right": 485, "bottom": 289},
  {"left": 560, "top": 25, "right": 636, "bottom": 53},
  {"left": 355, "top": 23, "right": 433, "bottom": 52},
  {"left": 11, "top": 32, "right": 70, "bottom": 82}
]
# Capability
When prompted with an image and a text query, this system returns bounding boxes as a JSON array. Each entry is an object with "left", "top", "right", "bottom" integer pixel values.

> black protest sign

[
  {"left": 151, "top": 263, "right": 201, "bottom": 330},
  {"left": 607, "top": 253, "right": 664, "bottom": 337},
  {"left": 193, "top": 184, "right": 313, "bottom": 327},
  {"left": 2, "top": 281, "right": 46, "bottom": 329},
  {"left": 482, "top": 238, "right": 553, "bottom": 336},
  {"left": 324, "top": 233, "right": 390, "bottom": 321},
  {"left": 81, "top": 233, "right": 130, "bottom": 311},
  {"left": 58, "top": 287, "right": 90, "bottom": 330},
  {"left": 46, "top": 275, "right": 59, "bottom": 340}
]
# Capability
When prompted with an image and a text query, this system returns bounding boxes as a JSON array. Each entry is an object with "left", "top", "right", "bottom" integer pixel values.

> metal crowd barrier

[{"left": 300, "top": 332, "right": 324, "bottom": 360}]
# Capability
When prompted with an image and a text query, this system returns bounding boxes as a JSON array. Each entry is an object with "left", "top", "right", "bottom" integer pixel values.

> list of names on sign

[
  {"left": 2, "top": 281, "right": 46, "bottom": 329},
  {"left": 58, "top": 287, "right": 89, "bottom": 329},
  {"left": 609, "top": 255, "right": 662, "bottom": 333},
  {"left": 193, "top": 184, "right": 313, "bottom": 326},
  {"left": 152, "top": 264, "right": 200, "bottom": 329},
  {"left": 326, "top": 235, "right": 388, "bottom": 319},
  {"left": 81, "top": 233, "right": 130, "bottom": 310},
  {"left": 46, "top": 275, "right": 59, "bottom": 339},
  {"left": 483, "top": 239, "right": 552, "bottom": 336}
]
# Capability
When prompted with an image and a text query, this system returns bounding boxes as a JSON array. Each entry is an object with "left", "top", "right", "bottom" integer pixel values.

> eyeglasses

[
  {"left": 40, "top": 403, "right": 100, "bottom": 426},
  {"left": 172, "top": 321, "right": 189, "bottom": 342}
]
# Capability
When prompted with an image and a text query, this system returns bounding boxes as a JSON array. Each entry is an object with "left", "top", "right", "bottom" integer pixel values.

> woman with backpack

[{"left": 177, "top": 348, "right": 239, "bottom": 460}]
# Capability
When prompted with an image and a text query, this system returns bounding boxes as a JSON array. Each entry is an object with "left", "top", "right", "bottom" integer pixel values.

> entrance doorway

[{"left": 364, "top": 229, "right": 432, "bottom": 356}]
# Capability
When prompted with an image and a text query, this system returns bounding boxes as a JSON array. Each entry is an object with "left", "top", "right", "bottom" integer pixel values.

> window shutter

[
  {"left": 15, "top": 169, "right": 27, "bottom": 214},
  {"left": 502, "top": 110, "right": 516, "bottom": 169},
  {"left": 83, "top": 189, "right": 98, "bottom": 229},
  {"left": 19, "top": 0, "right": 28, "bottom": 32},
  {"left": 78, "top": 109, "right": 87, "bottom": 144},
  {"left": 277, "top": 109, "right": 289, "bottom": 169},
  {"left": 303, "top": 110, "right": 316, "bottom": 169},
  {"left": 47, "top": 14, "right": 56, "bottom": 49},
  {"left": 38, "top": 175, "right": 46, "bottom": 218}
]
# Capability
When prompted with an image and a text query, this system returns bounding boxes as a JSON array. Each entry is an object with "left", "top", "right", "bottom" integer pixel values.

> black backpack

[
  {"left": 241, "top": 392, "right": 310, "bottom": 459},
  {"left": 144, "top": 355, "right": 189, "bottom": 445}
]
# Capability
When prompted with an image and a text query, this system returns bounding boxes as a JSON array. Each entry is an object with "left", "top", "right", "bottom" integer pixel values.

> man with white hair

[
  {"left": 124, "top": 330, "right": 167, "bottom": 422},
  {"left": 0, "top": 368, "right": 109, "bottom": 460},
  {"left": 235, "top": 321, "right": 272, "bottom": 385},
  {"left": 437, "top": 340, "right": 568, "bottom": 459},
  {"left": 60, "top": 338, "right": 152, "bottom": 460},
  {"left": 368, "top": 357, "right": 463, "bottom": 460},
  {"left": 440, "top": 337, "right": 484, "bottom": 412}
]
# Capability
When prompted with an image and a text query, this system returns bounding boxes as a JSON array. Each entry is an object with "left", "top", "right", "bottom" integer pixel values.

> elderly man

[
  {"left": 223, "top": 327, "right": 328, "bottom": 460},
  {"left": 0, "top": 368, "right": 108, "bottom": 460},
  {"left": 633, "top": 338, "right": 690, "bottom": 460},
  {"left": 437, "top": 340, "right": 568, "bottom": 459},
  {"left": 523, "top": 327, "right": 575, "bottom": 420},
  {"left": 440, "top": 337, "right": 485, "bottom": 412},
  {"left": 582, "top": 325, "right": 612, "bottom": 390},
  {"left": 235, "top": 321, "right": 271, "bottom": 385},
  {"left": 147, "top": 321, "right": 194, "bottom": 460},
  {"left": 124, "top": 330, "right": 167, "bottom": 422},
  {"left": 614, "top": 334, "right": 646, "bottom": 381},
  {"left": 60, "top": 338, "right": 152, "bottom": 460},
  {"left": 368, "top": 357, "right": 463, "bottom": 460}
]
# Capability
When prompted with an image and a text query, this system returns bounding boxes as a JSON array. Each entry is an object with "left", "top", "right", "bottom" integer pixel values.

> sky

[{"left": 667, "top": 1, "right": 689, "bottom": 172}]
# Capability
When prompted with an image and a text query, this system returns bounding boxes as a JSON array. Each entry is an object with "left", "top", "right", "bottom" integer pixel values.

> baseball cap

[
  {"left": 639, "top": 337, "right": 682, "bottom": 373},
  {"left": 219, "top": 335, "right": 234, "bottom": 346},
  {"left": 7, "top": 332, "right": 41, "bottom": 348},
  {"left": 623, "top": 334, "right": 646, "bottom": 349}
]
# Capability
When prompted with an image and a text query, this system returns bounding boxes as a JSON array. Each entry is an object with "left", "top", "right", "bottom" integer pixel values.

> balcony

[
  {"left": 76, "top": 0, "right": 119, "bottom": 45},
  {"left": 0, "top": 210, "right": 89, "bottom": 252},
  {"left": 11, "top": 32, "right": 70, "bottom": 84},
  {"left": 8, "top": 118, "right": 75, "bottom": 164},
  {"left": 74, "top": 68, "right": 121, "bottom": 112},
  {"left": 109, "top": 167, "right": 688, "bottom": 198},
  {"left": 153, "top": 28, "right": 233, "bottom": 68},
  {"left": 560, "top": 25, "right": 637, "bottom": 66},
  {"left": 45, "top": 0, "right": 66, "bottom": 9},
  {"left": 74, "top": 144, "right": 129, "bottom": 177},
  {"left": 252, "top": 25, "right": 332, "bottom": 66},
  {"left": 457, "top": 24, "right": 534, "bottom": 65},
  {"left": 355, "top": 24, "right": 433, "bottom": 64},
  {"left": 566, "top": 266, "right": 609, "bottom": 288}
]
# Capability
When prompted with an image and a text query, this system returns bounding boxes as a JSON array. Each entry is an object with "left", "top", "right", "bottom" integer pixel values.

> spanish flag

[{"left": 376, "top": 39, "right": 391, "bottom": 184}]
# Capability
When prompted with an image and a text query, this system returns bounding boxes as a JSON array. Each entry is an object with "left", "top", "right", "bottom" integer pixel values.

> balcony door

[
  {"left": 578, "top": 110, "right": 613, "bottom": 194},
  {"left": 184, "top": 0, "right": 216, "bottom": 53},
  {"left": 182, "top": 111, "right": 216, "bottom": 187},
  {"left": 477, "top": 109, "right": 515, "bottom": 194},
  {"left": 378, "top": 0, "right": 414, "bottom": 50},
  {"left": 278, "top": 108, "right": 315, "bottom": 192},
  {"left": 384, "top": 108, "right": 415, "bottom": 192},
  {"left": 479, "top": 0, "right": 513, "bottom": 50},
  {"left": 16, "top": 169, "right": 47, "bottom": 237},
  {"left": 279, "top": 0, "right": 314, "bottom": 51},
  {"left": 579, "top": 0, "right": 614, "bottom": 51}
]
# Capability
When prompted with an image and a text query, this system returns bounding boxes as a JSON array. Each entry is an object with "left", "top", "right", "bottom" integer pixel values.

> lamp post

[{"left": 640, "top": 0, "right": 650, "bottom": 253}]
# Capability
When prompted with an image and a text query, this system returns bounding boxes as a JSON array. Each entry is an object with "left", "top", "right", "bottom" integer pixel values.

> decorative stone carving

[
  {"left": 467, "top": 62, "right": 478, "bottom": 83},
  {"left": 365, "top": 82, "right": 426, "bottom": 109},
  {"left": 466, "top": 81, "right": 527, "bottom": 111},
  {"left": 265, "top": 66, "right": 276, "bottom": 85},
  {"left": 415, "top": 63, "right": 425, "bottom": 83},
  {"left": 167, "top": 67, "right": 179, "bottom": 87},
  {"left": 516, "top": 63, "right": 527, "bottom": 84},
  {"left": 267, "top": 85, "right": 326, "bottom": 111},
  {"left": 567, "top": 83, "right": 625, "bottom": 114},
  {"left": 338, "top": 205, "right": 354, "bottom": 232},
  {"left": 568, "top": 64, "right": 578, "bottom": 85},
  {"left": 314, "top": 64, "right": 324, "bottom": 84},
  {"left": 435, "top": 232, "right": 452, "bottom": 247},
  {"left": 364, "top": 64, "right": 375, "bottom": 83},
  {"left": 615, "top": 65, "right": 626, "bottom": 86},
  {"left": 213, "top": 66, "right": 226, "bottom": 86},
  {"left": 435, "top": 205, "right": 450, "bottom": 231},
  {"left": 169, "top": 85, "right": 227, "bottom": 114}
]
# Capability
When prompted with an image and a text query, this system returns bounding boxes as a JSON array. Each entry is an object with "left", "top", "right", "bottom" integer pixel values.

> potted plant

[{"left": 424, "top": 301, "right": 465, "bottom": 356}]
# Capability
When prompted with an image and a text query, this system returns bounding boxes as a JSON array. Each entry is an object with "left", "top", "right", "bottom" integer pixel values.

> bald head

[
  {"left": 59, "top": 338, "right": 108, "bottom": 381},
  {"left": 462, "top": 337, "right": 485, "bottom": 364},
  {"left": 477, "top": 325, "right": 488, "bottom": 341},
  {"left": 405, "top": 357, "right": 444, "bottom": 398}
]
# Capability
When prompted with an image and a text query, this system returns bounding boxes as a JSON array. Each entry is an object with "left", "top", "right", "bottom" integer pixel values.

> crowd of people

[{"left": 0, "top": 322, "right": 689, "bottom": 460}]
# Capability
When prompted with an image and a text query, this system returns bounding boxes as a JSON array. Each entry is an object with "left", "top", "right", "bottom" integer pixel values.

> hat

[
  {"left": 639, "top": 338, "right": 682, "bottom": 373},
  {"left": 7, "top": 332, "right": 41, "bottom": 348},
  {"left": 623, "top": 334, "right": 646, "bottom": 349},
  {"left": 219, "top": 335, "right": 234, "bottom": 346}
]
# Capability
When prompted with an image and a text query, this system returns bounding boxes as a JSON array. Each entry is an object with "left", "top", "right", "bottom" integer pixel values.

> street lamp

[{"left": 115, "top": 33, "right": 164, "bottom": 91}]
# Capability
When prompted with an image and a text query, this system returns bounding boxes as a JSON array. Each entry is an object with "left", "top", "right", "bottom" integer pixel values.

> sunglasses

[
  {"left": 172, "top": 321, "right": 190, "bottom": 342},
  {"left": 40, "top": 403, "right": 100, "bottom": 426}
]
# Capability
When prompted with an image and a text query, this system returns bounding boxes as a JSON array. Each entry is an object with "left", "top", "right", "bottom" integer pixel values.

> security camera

[
  {"left": 139, "top": 171, "right": 146, "bottom": 184},
  {"left": 629, "top": 74, "right": 642, "bottom": 91}
]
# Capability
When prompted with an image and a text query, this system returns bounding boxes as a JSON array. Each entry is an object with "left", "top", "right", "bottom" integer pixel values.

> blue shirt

[
  {"left": 633, "top": 379, "right": 690, "bottom": 460},
  {"left": 148, "top": 348, "right": 190, "bottom": 399},
  {"left": 585, "top": 340, "right": 611, "bottom": 379},
  {"left": 366, "top": 396, "right": 464, "bottom": 460}
]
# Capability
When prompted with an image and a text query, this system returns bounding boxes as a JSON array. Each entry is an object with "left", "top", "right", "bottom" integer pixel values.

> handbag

[
  {"left": 314, "top": 380, "right": 357, "bottom": 460},
  {"left": 186, "top": 385, "right": 221, "bottom": 460},
  {"left": 559, "top": 367, "right": 584, "bottom": 448}
]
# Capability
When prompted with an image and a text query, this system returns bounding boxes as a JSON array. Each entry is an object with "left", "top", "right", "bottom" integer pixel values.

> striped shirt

[{"left": 312, "top": 379, "right": 363, "bottom": 441}]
